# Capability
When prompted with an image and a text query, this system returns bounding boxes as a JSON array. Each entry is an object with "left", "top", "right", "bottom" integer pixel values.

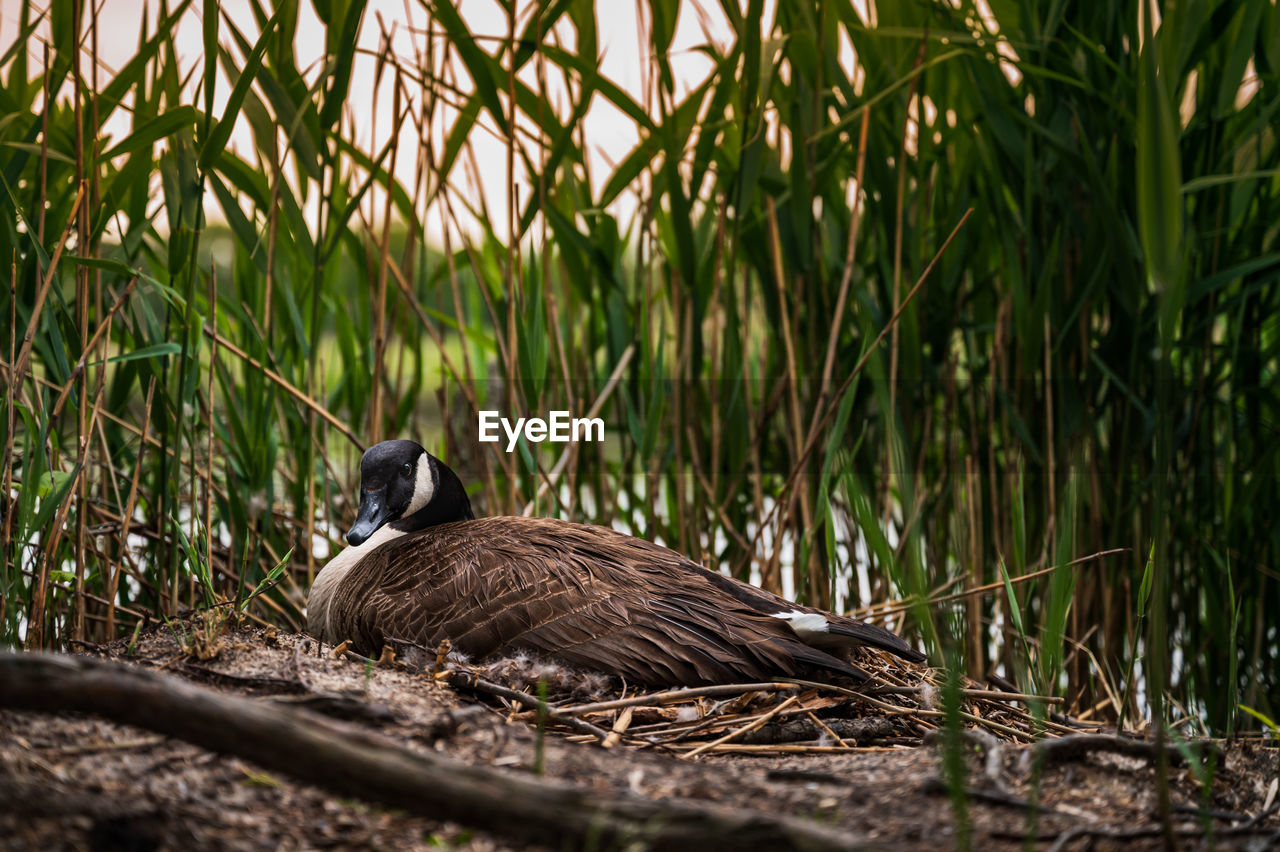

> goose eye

[{"left": 402, "top": 462, "right": 413, "bottom": 477}]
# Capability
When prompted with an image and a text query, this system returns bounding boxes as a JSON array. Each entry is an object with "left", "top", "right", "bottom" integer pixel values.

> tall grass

[{"left": 1, "top": 0, "right": 1277, "bottom": 736}]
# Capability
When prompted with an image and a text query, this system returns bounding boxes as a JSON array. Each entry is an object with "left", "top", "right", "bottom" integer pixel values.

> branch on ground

[
  {"left": 1032, "top": 733, "right": 1224, "bottom": 767},
  {"left": 0, "top": 652, "right": 870, "bottom": 852}
]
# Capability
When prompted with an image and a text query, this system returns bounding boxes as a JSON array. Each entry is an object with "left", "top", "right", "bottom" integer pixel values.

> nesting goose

[{"left": 308, "top": 440, "right": 925, "bottom": 686}]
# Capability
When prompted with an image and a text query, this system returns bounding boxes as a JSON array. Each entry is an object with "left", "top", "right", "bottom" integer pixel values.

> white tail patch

[
  {"left": 403, "top": 452, "right": 436, "bottom": 516},
  {"left": 772, "top": 610, "right": 830, "bottom": 639}
]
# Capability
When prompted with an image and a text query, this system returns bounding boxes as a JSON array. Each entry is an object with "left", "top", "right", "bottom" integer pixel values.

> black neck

[{"left": 391, "top": 459, "right": 475, "bottom": 532}]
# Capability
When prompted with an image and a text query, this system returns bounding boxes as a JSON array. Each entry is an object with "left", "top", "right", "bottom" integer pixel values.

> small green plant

[
  {"left": 425, "top": 829, "right": 474, "bottom": 848},
  {"left": 239, "top": 548, "right": 292, "bottom": 614},
  {"left": 1239, "top": 705, "right": 1280, "bottom": 737},
  {"left": 998, "top": 558, "right": 1032, "bottom": 692},
  {"left": 1168, "top": 733, "right": 1219, "bottom": 843},
  {"left": 125, "top": 620, "right": 144, "bottom": 656},
  {"left": 938, "top": 654, "right": 971, "bottom": 852},
  {"left": 161, "top": 614, "right": 189, "bottom": 650},
  {"left": 172, "top": 518, "right": 219, "bottom": 610},
  {"left": 1118, "top": 544, "right": 1156, "bottom": 732},
  {"left": 1239, "top": 706, "right": 1280, "bottom": 777},
  {"left": 239, "top": 768, "right": 282, "bottom": 788},
  {"left": 161, "top": 610, "right": 225, "bottom": 660}
]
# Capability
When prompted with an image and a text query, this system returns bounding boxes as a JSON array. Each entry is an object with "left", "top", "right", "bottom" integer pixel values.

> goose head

[{"left": 345, "top": 440, "right": 475, "bottom": 545}]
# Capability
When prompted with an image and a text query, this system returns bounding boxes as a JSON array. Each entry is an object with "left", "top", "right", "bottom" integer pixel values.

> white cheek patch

[
  {"left": 403, "top": 452, "right": 436, "bottom": 516},
  {"left": 773, "top": 610, "right": 830, "bottom": 639}
]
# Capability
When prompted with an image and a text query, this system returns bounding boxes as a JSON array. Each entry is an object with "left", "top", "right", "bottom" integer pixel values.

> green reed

[{"left": 0, "top": 0, "right": 1276, "bottom": 741}]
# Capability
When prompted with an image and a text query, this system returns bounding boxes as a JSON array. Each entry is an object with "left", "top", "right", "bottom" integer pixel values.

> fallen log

[{"left": 0, "top": 652, "right": 868, "bottom": 851}]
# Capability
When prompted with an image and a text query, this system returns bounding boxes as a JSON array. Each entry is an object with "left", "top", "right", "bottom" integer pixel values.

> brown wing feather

[
  {"left": 581, "top": 527, "right": 924, "bottom": 662},
  {"left": 327, "top": 517, "right": 865, "bottom": 686}
]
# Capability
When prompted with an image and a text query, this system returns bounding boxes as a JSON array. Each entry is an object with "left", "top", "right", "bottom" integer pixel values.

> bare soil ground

[{"left": 1, "top": 620, "right": 1276, "bottom": 851}]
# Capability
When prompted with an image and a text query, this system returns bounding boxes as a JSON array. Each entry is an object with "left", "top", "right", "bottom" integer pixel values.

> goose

[{"left": 307, "top": 439, "right": 926, "bottom": 686}]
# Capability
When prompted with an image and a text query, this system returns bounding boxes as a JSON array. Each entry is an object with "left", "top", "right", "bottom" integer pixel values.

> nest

[{"left": 371, "top": 637, "right": 1087, "bottom": 756}]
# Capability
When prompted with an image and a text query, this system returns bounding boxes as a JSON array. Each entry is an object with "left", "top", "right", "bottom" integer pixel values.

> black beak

[{"left": 345, "top": 488, "right": 389, "bottom": 546}]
